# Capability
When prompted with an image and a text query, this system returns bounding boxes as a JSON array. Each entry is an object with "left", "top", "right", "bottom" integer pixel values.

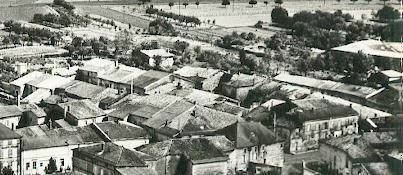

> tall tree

[
  {"left": 169, "top": 2, "right": 174, "bottom": 9},
  {"left": 222, "top": 0, "right": 230, "bottom": 7},
  {"left": 46, "top": 157, "right": 57, "bottom": 174},
  {"left": 275, "top": 0, "right": 283, "bottom": 6},
  {"left": 195, "top": 1, "right": 200, "bottom": 8},
  {"left": 351, "top": 0, "right": 358, "bottom": 3},
  {"left": 182, "top": 2, "right": 189, "bottom": 8},
  {"left": 2, "top": 166, "right": 14, "bottom": 175},
  {"left": 380, "top": 0, "right": 389, "bottom": 5},
  {"left": 364, "top": 0, "right": 372, "bottom": 4},
  {"left": 264, "top": 1, "right": 268, "bottom": 6}
]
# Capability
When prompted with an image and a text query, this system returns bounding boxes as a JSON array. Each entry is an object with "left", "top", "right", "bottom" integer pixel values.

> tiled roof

[
  {"left": 98, "top": 65, "right": 146, "bottom": 83},
  {"left": 116, "top": 167, "right": 157, "bottom": 175},
  {"left": 140, "top": 49, "right": 174, "bottom": 58},
  {"left": 27, "top": 74, "right": 72, "bottom": 90},
  {"left": 19, "top": 103, "right": 46, "bottom": 118},
  {"left": 75, "top": 142, "right": 147, "bottom": 167},
  {"left": 218, "top": 121, "right": 282, "bottom": 148},
  {"left": 95, "top": 121, "right": 149, "bottom": 141},
  {"left": 0, "top": 123, "right": 21, "bottom": 140},
  {"left": 324, "top": 135, "right": 379, "bottom": 162},
  {"left": 174, "top": 66, "right": 220, "bottom": 79},
  {"left": 0, "top": 105, "right": 22, "bottom": 119},
  {"left": 332, "top": 39, "right": 402, "bottom": 59},
  {"left": 143, "top": 100, "right": 194, "bottom": 129},
  {"left": 16, "top": 125, "right": 104, "bottom": 150},
  {"left": 79, "top": 58, "right": 114, "bottom": 73},
  {"left": 362, "top": 131, "right": 399, "bottom": 145},
  {"left": 61, "top": 80, "right": 106, "bottom": 99},
  {"left": 22, "top": 88, "right": 51, "bottom": 104},
  {"left": 224, "top": 73, "right": 265, "bottom": 88},
  {"left": 362, "top": 162, "right": 394, "bottom": 175},
  {"left": 10, "top": 71, "right": 44, "bottom": 87},
  {"left": 138, "top": 137, "right": 228, "bottom": 163},
  {"left": 128, "top": 70, "right": 170, "bottom": 88},
  {"left": 59, "top": 99, "right": 105, "bottom": 120}
]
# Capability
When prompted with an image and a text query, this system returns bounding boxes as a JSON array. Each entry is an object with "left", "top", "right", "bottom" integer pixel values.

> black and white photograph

[{"left": 0, "top": 0, "right": 402, "bottom": 174}]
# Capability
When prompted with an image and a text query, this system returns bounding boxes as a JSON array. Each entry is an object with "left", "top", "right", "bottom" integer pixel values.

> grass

[{"left": 0, "top": 5, "right": 58, "bottom": 22}]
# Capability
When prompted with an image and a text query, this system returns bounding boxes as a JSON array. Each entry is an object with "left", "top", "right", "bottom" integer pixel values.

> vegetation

[
  {"left": 249, "top": 0, "right": 258, "bottom": 7},
  {"left": 222, "top": 0, "right": 231, "bottom": 7},
  {"left": 376, "top": 6, "right": 400, "bottom": 22},
  {"left": 146, "top": 7, "right": 201, "bottom": 26},
  {"left": 45, "top": 157, "right": 58, "bottom": 174},
  {"left": 1, "top": 166, "right": 14, "bottom": 175},
  {"left": 169, "top": 2, "right": 174, "bottom": 9},
  {"left": 149, "top": 18, "right": 176, "bottom": 35},
  {"left": 53, "top": 0, "right": 74, "bottom": 11},
  {"left": 182, "top": 2, "right": 189, "bottom": 8}
]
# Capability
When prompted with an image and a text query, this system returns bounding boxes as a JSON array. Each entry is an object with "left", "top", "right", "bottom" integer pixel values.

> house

[
  {"left": 352, "top": 162, "right": 395, "bottom": 175},
  {"left": 107, "top": 103, "right": 161, "bottom": 124},
  {"left": 138, "top": 137, "right": 229, "bottom": 175},
  {"left": 0, "top": 105, "right": 22, "bottom": 130},
  {"left": 126, "top": 70, "right": 171, "bottom": 95},
  {"left": 143, "top": 101, "right": 239, "bottom": 140},
  {"left": 320, "top": 135, "right": 380, "bottom": 175},
  {"left": 18, "top": 103, "right": 47, "bottom": 127},
  {"left": 172, "top": 66, "right": 224, "bottom": 92},
  {"left": 167, "top": 88, "right": 239, "bottom": 106},
  {"left": 386, "top": 151, "right": 403, "bottom": 174},
  {"left": 56, "top": 80, "right": 119, "bottom": 105},
  {"left": 0, "top": 123, "right": 21, "bottom": 175},
  {"left": 97, "top": 64, "right": 146, "bottom": 92},
  {"left": 140, "top": 49, "right": 175, "bottom": 68},
  {"left": 16, "top": 125, "right": 104, "bottom": 175},
  {"left": 93, "top": 121, "right": 150, "bottom": 149},
  {"left": 216, "top": 121, "right": 284, "bottom": 171},
  {"left": 52, "top": 67, "right": 78, "bottom": 78},
  {"left": 276, "top": 98, "right": 359, "bottom": 154},
  {"left": 274, "top": 73, "right": 381, "bottom": 105},
  {"left": 219, "top": 73, "right": 266, "bottom": 102},
  {"left": 24, "top": 73, "right": 73, "bottom": 97},
  {"left": 9, "top": 71, "right": 44, "bottom": 98},
  {"left": 75, "top": 58, "right": 115, "bottom": 84},
  {"left": 72, "top": 142, "right": 156, "bottom": 175},
  {"left": 331, "top": 39, "right": 403, "bottom": 70},
  {"left": 57, "top": 99, "right": 107, "bottom": 126}
]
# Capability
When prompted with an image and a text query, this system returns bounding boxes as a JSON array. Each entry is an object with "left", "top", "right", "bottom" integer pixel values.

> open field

[{"left": 0, "top": 4, "right": 58, "bottom": 22}]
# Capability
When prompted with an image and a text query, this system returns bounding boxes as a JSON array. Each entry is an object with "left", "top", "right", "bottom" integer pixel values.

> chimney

[{"left": 349, "top": 103, "right": 352, "bottom": 108}]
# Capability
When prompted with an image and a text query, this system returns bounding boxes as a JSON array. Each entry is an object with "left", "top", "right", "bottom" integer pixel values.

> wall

[
  {"left": 0, "top": 116, "right": 20, "bottom": 130},
  {"left": 191, "top": 161, "right": 228, "bottom": 175},
  {"left": 320, "top": 143, "right": 353, "bottom": 175},
  {"left": 231, "top": 143, "right": 284, "bottom": 171},
  {"left": 290, "top": 115, "right": 359, "bottom": 154},
  {"left": 0, "top": 139, "right": 20, "bottom": 175}
]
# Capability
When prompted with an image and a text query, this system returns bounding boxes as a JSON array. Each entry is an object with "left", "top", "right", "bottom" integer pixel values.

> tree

[
  {"left": 376, "top": 6, "right": 400, "bottom": 21},
  {"left": 2, "top": 166, "right": 14, "bottom": 175},
  {"left": 380, "top": 0, "right": 389, "bottom": 5},
  {"left": 351, "top": 0, "right": 358, "bottom": 3},
  {"left": 264, "top": 1, "right": 268, "bottom": 6},
  {"left": 249, "top": 0, "right": 258, "bottom": 7},
  {"left": 365, "top": 0, "right": 372, "bottom": 4},
  {"left": 182, "top": 2, "right": 189, "bottom": 8},
  {"left": 222, "top": 0, "right": 230, "bottom": 7},
  {"left": 195, "top": 1, "right": 200, "bottom": 8},
  {"left": 139, "top": 0, "right": 151, "bottom": 5},
  {"left": 336, "top": 0, "right": 341, "bottom": 3},
  {"left": 271, "top": 7, "right": 289, "bottom": 25},
  {"left": 2, "top": 37, "right": 10, "bottom": 46},
  {"left": 275, "top": 0, "right": 283, "bottom": 6},
  {"left": 46, "top": 157, "right": 57, "bottom": 174},
  {"left": 169, "top": 2, "right": 174, "bottom": 9},
  {"left": 174, "top": 40, "right": 190, "bottom": 53}
]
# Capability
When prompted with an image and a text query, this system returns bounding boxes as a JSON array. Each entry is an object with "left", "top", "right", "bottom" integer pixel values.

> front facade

[
  {"left": 289, "top": 115, "right": 359, "bottom": 154},
  {"left": 0, "top": 124, "right": 21, "bottom": 175}
]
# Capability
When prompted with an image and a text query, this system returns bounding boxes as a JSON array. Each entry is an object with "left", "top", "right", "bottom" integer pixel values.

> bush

[
  {"left": 376, "top": 6, "right": 400, "bottom": 22},
  {"left": 271, "top": 7, "right": 289, "bottom": 26}
]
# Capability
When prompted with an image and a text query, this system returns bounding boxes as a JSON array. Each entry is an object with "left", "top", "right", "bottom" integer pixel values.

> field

[
  {"left": 0, "top": 5, "right": 58, "bottom": 22},
  {"left": 153, "top": 2, "right": 402, "bottom": 27}
]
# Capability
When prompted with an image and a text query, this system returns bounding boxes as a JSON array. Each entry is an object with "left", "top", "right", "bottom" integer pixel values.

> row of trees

[
  {"left": 32, "top": 13, "right": 72, "bottom": 28},
  {"left": 53, "top": 0, "right": 75, "bottom": 11},
  {"left": 216, "top": 31, "right": 257, "bottom": 49},
  {"left": 146, "top": 7, "right": 201, "bottom": 26}
]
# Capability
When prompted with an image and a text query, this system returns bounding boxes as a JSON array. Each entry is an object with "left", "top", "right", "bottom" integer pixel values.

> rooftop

[
  {"left": 22, "top": 88, "right": 51, "bottom": 104},
  {"left": 218, "top": 121, "right": 283, "bottom": 148},
  {"left": 140, "top": 49, "right": 174, "bottom": 58},
  {"left": 128, "top": 70, "right": 170, "bottom": 88},
  {"left": 95, "top": 121, "right": 149, "bottom": 141},
  {"left": 58, "top": 99, "right": 105, "bottom": 120},
  {"left": 332, "top": 39, "right": 403, "bottom": 59},
  {"left": 79, "top": 58, "right": 114, "bottom": 73},
  {"left": 98, "top": 65, "right": 146, "bottom": 83},
  {"left": 16, "top": 125, "right": 103, "bottom": 150},
  {"left": 116, "top": 167, "right": 157, "bottom": 175},
  {"left": 174, "top": 66, "right": 221, "bottom": 79},
  {"left": 0, "top": 105, "right": 22, "bottom": 119},
  {"left": 0, "top": 123, "right": 21, "bottom": 140},
  {"left": 323, "top": 135, "right": 379, "bottom": 162},
  {"left": 361, "top": 162, "right": 394, "bottom": 175},
  {"left": 224, "top": 73, "right": 265, "bottom": 88},
  {"left": 75, "top": 142, "right": 147, "bottom": 167},
  {"left": 381, "top": 70, "right": 402, "bottom": 78},
  {"left": 10, "top": 71, "right": 44, "bottom": 87},
  {"left": 27, "top": 74, "right": 72, "bottom": 90},
  {"left": 138, "top": 137, "right": 228, "bottom": 164},
  {"left": 362, "top": 131, "right": 399, "bottom": 145}
]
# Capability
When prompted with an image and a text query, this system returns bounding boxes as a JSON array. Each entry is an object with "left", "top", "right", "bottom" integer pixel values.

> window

[
  {"left": 26, "top": 163, "right": 30, "bottom": 170},
  {"left": 8, "top": 149, "right": 12, "bottom": 158},
  {"left": 61, "top": 159, "right": 64, "bottom": 166},
  {"left": 345, "top": 158, "right": 348, "bottom": 168},
  {"left": 8, "top": 140, "right": 12, "bottom": 145},
  {"left": 40, "top": 162, "right": 43, "bottom": 167},
  {"left": 33, "top": 161, "right": 36, "bottom": 169}
]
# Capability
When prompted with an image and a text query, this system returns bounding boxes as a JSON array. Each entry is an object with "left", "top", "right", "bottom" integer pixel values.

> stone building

[{"left": 0, "top": 123, "right": 21, "bottom": 175}]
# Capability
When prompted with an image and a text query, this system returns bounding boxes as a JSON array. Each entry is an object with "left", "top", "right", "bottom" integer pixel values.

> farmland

[{"left": 0, "top": 4, "right": 58, "bottom": 22}]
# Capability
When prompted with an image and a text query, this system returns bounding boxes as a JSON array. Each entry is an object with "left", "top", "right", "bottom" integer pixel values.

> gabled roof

[
  {"left": 22, "top": 88, "right": 51, "bottom": 104},
  {"left": 10, "top": 71, "right": 44, "bottom": 87},
  {"left": 16, "top": 125, "right": 104, "bottom": 150},
  {"left": 0, "top": 105, "right": 22, "bottom": 119},
  {"left": 218, "top": 121, "right": 282, "bottom": 148},
  {"left": 75, "top": 142, "right": 147, "bottom": 167},
  {"left": 128, "top": 70, "right": 170, "bottom": 88},
  {"left": 0, "top": 123, "right": 21, "bottom": 140},
  {"left": 138, "top": 137, "right": 228, "bottom": 164},
  {"left": 58, "top": 99, "right": 105, "bottom": 120},
  {"left": 61, "top": 80, "right": 106, "bottom": 99},
  {"left": 98, "top": 65, "right": 146, "bottom": 83},
  {"left": 79, "top": 58, "right": 115, "bottom": 73},
  {"left": 140, "top": 49, "right": 174, "bottom": 58},
  {"left": 95, "top": 122, "right": 149, "bottom": 141},
  {"left": 331, "top": 39, "right": 402, "bottom": 59},
  {"left": 143, "top": 100, "right": 194, "bottom": 129},
  {"left": 27, "top": 74, "right": 72, "bottom": 90},
  {"left": 19, "top": 103, "right": 46, "bottom": 118}
]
